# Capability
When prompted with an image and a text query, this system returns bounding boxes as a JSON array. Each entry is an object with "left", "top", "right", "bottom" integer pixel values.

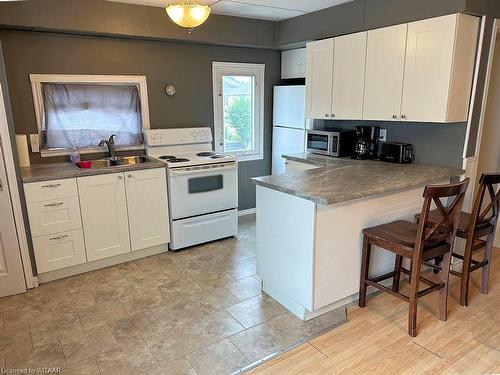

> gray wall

[
  {"left": 277, "top": 0, "right": 467, "bottom": 48},
  {"left": 0, "top": 30, "right": 281, "bottom": 210},
  {"left": 322, "top": 121, "right": 467, "bottom": 168},
  {"left": 0, "top": 0, "right": 277, "bottom": 49}
]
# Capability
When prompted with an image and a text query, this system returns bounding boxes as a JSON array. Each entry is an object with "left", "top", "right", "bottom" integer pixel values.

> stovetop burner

[
  {"left": 159, "top": 155, "right": 176, "bottom": 160},
  {"left": 168, "top": 158, "right": 190, "bottom": 163},
  {"left": 210, "top": 155, "right": 226, "bottom": 159},
  {"left": 197, "top": 151, "right": 217, "bottom": 157}
]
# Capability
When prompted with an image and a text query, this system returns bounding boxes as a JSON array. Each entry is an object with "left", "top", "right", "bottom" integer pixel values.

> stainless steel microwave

[{"left": 306, "top": 129, "right": 356, "bottom": 157}]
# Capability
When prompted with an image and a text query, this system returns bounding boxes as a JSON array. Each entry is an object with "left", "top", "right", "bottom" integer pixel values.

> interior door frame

[
  {"left": 465, "top": 18, "right": 500, "bottom": 200},
  {"left": 0, "top": 82, "right": 37, "bottom": 289}
]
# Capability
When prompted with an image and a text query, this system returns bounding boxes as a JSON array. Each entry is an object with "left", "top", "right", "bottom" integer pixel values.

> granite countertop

[
  {"left": 21, "top": 158, "right": 166, "bottom": 183},
  {"left": 252, "top": 153, "right": 464, "bottom": 205}
]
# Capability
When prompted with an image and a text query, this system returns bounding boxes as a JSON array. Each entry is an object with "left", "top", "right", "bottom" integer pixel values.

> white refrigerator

[{"left": 272, "top": 85, "right": 311, "bottom": 175}]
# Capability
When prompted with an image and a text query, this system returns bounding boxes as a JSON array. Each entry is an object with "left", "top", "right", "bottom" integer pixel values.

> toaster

[{"left": 380, "top": 142, "right": 414, "bottom": 163}]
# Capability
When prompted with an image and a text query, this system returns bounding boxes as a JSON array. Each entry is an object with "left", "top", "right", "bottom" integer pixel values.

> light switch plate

[
  {"left": 379, "top": 129, "right": 387, "bottom": 142},
  {"left": 30, "top": 134, "right": 40, "bottom": 153}
]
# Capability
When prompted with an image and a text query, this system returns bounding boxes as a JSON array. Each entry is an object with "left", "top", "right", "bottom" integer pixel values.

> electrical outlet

[
  {"left": 379, "top": 129, "right": 387, "bottom": 142},
  {"left": 30, "top": 134, "right": 40, "bottom": 153}
]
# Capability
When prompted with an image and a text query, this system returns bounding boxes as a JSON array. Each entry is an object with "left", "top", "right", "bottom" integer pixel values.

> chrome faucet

[{"left": 98, "top": 134, "right": 117, "bottom": 159}]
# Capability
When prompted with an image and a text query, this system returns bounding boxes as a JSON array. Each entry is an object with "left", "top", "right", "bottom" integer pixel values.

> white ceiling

[{"left": 107, "top": 0, "right": 353, "bottom": 21}]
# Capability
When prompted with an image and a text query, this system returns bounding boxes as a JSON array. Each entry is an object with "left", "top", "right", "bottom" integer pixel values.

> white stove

[{"left": 145, "top": 128, "right": 238, "bottom": 250}]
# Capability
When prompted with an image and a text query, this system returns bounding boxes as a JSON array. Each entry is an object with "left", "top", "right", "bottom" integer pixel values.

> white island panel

[
  {"left": 313, "top": 183, "right": 448, "bottom": 310},
  {"left": 256, "top": 185, "right": 315, "bottom": 314}
]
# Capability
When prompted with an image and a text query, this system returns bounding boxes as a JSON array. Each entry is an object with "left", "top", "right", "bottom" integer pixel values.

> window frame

[
  {"left": 212, "top": 62, "right": 265, "bottom": 161},
  {"left": 30, "top": 74, "right": 151, "bottom": 157}
]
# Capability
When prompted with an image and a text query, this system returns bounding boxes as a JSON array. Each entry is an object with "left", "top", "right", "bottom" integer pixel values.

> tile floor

[{"left": 0, "top": 215, "right": 346, "bottom": 375}]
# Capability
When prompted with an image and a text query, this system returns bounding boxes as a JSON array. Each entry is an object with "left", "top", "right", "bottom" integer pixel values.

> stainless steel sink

[{"left": 77, "top": 156, "right": 153, "bottom": 169}]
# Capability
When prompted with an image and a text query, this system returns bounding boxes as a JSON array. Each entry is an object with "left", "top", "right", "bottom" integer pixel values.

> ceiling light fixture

[{"left": 166, "top": 1, "right": 211, "bottom": 31}]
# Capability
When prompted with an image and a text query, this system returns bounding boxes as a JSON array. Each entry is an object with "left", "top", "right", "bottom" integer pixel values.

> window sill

[
  {"left": 234, "top": 154, "right": 264, "bottom": 162},
  {"left": 40, "top": 145, "right": 145, "bottom": 157}
]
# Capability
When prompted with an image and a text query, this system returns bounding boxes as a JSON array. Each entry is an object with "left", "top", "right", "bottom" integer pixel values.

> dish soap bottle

[{"left": 69, "top": 148, "right": 81, "bottom": 164}]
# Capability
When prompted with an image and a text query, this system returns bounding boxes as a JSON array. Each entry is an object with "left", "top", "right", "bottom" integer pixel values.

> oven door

[
  {"left": 168, "top": 162, "right": 238, "bottom": 219},
  {"left": 306, "top": 131, "right": 332, "bottom": 155}
]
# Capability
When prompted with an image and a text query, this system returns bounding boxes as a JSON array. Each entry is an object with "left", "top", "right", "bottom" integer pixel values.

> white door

[
  {"left": 401, "top": 15, "right": 457, "bottom": 122},
  {"left": 363, "top": 24, "right": 408, "bottom": 121},
  {"left": 332, "top": 31, "right": 367, "bottom": 120},
  {"left": 273, "top": 86, "right": 306, "bottom": 129},
  {"left": 125, "top": 168, "right": 170, "bottom": 251},
  {"left": 272, "top": 127, "right": 305, "bottom": 175},
  {"left": 0, "top": 140, "right": 26, "bottom": 296},
  {"left": 305, "top": 38, "right": 334, "bottom": 119},
  {"left": 78, "top": 173, "right": 130, "bottom": 261}
]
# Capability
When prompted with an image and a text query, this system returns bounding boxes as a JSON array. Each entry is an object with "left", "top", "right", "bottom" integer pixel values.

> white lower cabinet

[
  {"left": 125, "top": 168, "right": 170, "bottom": 251},
  {"left": 32, "top": 229, "right": 86, "bottom": 273},
  {"left": 25, "top": 177, "right": 87, "bottom": 273},
  {"left": 25, "top": 167, "right": 170, "bottom": 274},
  {"left": 77, "top": 172, "right": 131, "bottom": 261}
]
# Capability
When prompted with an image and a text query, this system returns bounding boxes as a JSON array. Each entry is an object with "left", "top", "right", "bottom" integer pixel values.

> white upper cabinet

[
  {"left": 78, "top": 173, "right": 131, "bottom": 262},
  {"left": 281, "top": 48, "right": 307, "bottom": 79},
  {"left": 332, "top": 31, "right": 367, "bottom": 120},
  {"left": 305, "top": 38, "right": 334, "bottom": 119},
  {"left": 125, "top": 168, "right": 170, "bottom": 251},
  {"left": 305, "top": 14, "right": 478, "bottom": 123},
  {"left": 363, "top": 24, "right": 408, "bottom": 121},
  {"left": 401, "top": 13, "right": 479, "bottom": 122}
]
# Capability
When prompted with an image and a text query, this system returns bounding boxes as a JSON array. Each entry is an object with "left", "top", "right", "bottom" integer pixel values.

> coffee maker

[{"left": 352, "top": 126, "right": 380, "bottom": 160}]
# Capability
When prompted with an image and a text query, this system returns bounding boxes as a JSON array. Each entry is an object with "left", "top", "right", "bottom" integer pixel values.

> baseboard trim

[
  {"left": 37, "top": 244, "right": 168, "bottom": 283},
  {"left": 238, "top": 208, "right": 256, "bottom": 216}
]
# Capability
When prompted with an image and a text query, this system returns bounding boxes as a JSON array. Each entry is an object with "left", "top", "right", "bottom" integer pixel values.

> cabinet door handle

[
  {"left": 392, "top": 115, "right": 398, "bottom": 119},
  {"left": 127, "top": 174, "right": 133, "bottom": 178},
  {"left": 44, "top": 202, "right": 63, "bottom": 208},
  {"left": 49, "top": 234, "right": 68, "bottom": 241},
  {"left": 42, "top": 183, "right": 61, "bottom": 188},
  {"left": 325, "top": 114, "right": 329, "bottom": 117},
  {"left": 118, "top": 175, "right": 123, "bottom": 180},
  {"left": 331, "top": 114, "right": 335, "bottom": 118},
  {"left": 401, "top": 114, "right": 406, "bottom": 119}
]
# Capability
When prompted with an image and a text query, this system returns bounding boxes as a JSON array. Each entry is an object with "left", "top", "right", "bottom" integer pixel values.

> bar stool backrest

[
  {"left": 470, "top": 173, "right": 500, "bottom": 233},
  {"left": 416, "top": 179, "right": 470, "bottom": 254}
]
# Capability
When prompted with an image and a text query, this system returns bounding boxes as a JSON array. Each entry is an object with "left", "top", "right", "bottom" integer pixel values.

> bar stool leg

[
  {"left": 408, "top": 258, "right": 421, "bottom": 337},
  {"left": 438, "top": 250, "right": 452, "bottom": 321},
  {"left": 359, "top": 235, "right": 371, "bottom": 308},
  {"left": 392, "top": 255, "right": 403, "bottom": 292},
  {"left": 481, "top": 232, "right": 495, "bottom": 295},
  {"left": 460, "top": 241, "right": 474, "bottom": 307}
]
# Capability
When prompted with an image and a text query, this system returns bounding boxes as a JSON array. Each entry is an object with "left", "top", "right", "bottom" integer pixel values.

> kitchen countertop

[
  {"left": 252, "top": 153, "right": 464, "bottom": 205},
  {"left": 20, "top": 159, "right": 166, "bottom": 183}
]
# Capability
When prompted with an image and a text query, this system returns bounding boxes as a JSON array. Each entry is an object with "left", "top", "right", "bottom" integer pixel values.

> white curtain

[{"left": 42, "top": 83, "right": 143, "bottom": 149}]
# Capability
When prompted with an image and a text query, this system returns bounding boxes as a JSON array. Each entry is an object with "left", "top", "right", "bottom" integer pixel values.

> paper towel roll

[{"left": 16, "top": 134, "right": 30, "bottom": 167}]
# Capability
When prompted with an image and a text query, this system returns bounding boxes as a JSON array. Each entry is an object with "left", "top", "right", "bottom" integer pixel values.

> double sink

[{"left": 76, "top": 156, "right": 153, "bottom": 169}]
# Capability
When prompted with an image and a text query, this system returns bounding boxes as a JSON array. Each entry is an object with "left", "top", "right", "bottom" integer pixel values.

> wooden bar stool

[
  {"left": 416, "top": 173, "right": 500, "bottom": 306},
  {"left": 359, "top": 179, "right": 469, "bottom": 337}
]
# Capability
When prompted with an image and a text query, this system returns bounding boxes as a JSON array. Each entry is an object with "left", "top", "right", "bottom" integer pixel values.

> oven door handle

[{"left": 169, "top": 163, "right": 237, "bottom": 176}]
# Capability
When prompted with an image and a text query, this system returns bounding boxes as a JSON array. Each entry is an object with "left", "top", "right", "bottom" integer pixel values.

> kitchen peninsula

[{"left": 252, "top": 154, "right": 464, "bottom": 320}]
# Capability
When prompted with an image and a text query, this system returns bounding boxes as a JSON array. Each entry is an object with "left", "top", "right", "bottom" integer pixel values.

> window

[
  {"left": 30, "top": 74, "right": 150, "bottom": 156},
  {"left": 212, "top": 62, "right": 264, "bottom": 161}
]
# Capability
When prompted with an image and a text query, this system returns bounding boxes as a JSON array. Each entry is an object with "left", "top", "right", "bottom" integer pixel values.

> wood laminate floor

[{"left": 250, "top": 248, "right": 500, "bottom": 375}]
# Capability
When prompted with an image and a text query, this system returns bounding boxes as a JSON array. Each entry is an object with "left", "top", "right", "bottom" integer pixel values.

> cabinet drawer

[
  {"left": 24, "top": 178, "right": 78, "bottom": 203},
  {"left": 28, "top": 197, "right": 82, "bottom": 237},
  {"left": 33, "top": 229, "right": 86, "bottom": 273}
]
